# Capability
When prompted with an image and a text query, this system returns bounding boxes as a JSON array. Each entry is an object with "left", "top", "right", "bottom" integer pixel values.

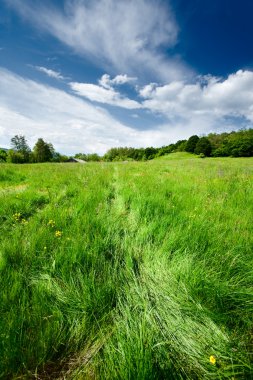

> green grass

[
  {"left": 0, "top": 156, "right": 252, "bottom": 379},
  {"left": 156, "top": 152, "right": 198, "bottom": 160}
]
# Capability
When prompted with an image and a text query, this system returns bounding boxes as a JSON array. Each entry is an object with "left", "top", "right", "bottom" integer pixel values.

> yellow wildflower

[
  {"left": 209, "top": 355, "right": 216, "bottom": 365},
  {"left": 13, "top": 212, "right": 21, "bottom": 220},
  {"left": 47, "top": 220, "right": 56, "bottom": 227},
  {"left": 55, "top": 230, "right": 62, "bottom": 238}
]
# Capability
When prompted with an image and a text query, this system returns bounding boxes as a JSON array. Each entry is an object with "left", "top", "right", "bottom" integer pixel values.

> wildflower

[
  {"left": 55, "top": 230, "right": 62, "bottom": 238},
  {"left": 47, "top": 220, "right": 56, "bottom": 227},
  {"left": 209, "top": 355, "right": 216, "bottom": 365},
  {"left": 21, "top": 218, "right": 28, "bottom": 225},
  {"left": 43, "top": 246, "right": 47, "bottom": 250},
  {"left": 13, "top": 212, "right": 21, "bottom": 220}
]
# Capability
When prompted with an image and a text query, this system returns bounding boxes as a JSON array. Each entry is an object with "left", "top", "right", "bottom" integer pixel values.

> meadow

[{"left": 0, "top": 153, "right": 252, "bottom": 379}]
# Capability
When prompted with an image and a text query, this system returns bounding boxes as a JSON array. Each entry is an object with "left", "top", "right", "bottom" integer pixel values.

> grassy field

[{"left": 0, "top": 153, "right": 252, "bottom": 379}]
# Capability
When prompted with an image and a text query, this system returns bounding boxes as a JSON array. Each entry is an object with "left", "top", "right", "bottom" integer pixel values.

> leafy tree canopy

[
  {"left": 9, "top": 135, "right": 31, "bottom": 163},
  {"left": 0, "top": 149, "right": 7, "bottom": 162},
  {"left": 11, "top": 135, "right": 31, "bottom": 154},
  {"left": 33, "top": 138, "right": 54, "bottom": 162},
  {"left": 185, "top": 135, "right": 199, "bottom": 153},
  {"left": 194, "top": 137, "right": 212, "bottom": 156}
]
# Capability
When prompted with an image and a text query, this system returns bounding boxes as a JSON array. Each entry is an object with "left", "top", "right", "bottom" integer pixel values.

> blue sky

[{"left": 0, "top": 0, "right": 253, "bottom": 154}]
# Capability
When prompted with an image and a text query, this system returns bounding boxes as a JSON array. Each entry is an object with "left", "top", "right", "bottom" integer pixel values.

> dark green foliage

[
  {"left": 185, "top": 135, "right": 199, "bottom": 153},
  {"left": 209, "top": 129, "right": 253, "bottom": 157},
  {"left": 173, "top": 139, "right": 188, "bottom": 152},
  {"left": 104, "top": 146, "right": 145, "bottom": 161},
  {"left": 33, "top": 138, "right": 54, "bottom": 162},
  {"left": 0, "top": 149, "right": 7, "bottom": 162},
  {"left": 230, "top": 137, "right": 253, "bottom": 156},
  {"left": 157, "top": 144, "right": 175, "bottom": 156},
  {"left": 51, "top": 152, "right": 69, "bottom": 162},
  {"left": 101, "top": 130, "right": 253, "bottom": 161},
  {"left": 7, "top": 149, "right": 27, "bottom": 163},
  {"left": 75, "top": 152, "right": 101, "bottom": 162},
  {"left": 144, "top": 147, "right": 159, "bottom": 159},
  {"left": 103, "top": 143, "right": 185, "bottom": 162},
  {"left": 194, "top": 137, "right": 212, "bottom": 156},
  {"left": 8, "top": 136, "right": 59, "bottom": 163},
  {"left": 6, "top": 129, "right": 253, "bottom": 165},
  {"left": 9, "top": 135, "right": 31, "bottom": 163},
  {"left": 11, "top": 135, "right": 30, "bottom": 154}
]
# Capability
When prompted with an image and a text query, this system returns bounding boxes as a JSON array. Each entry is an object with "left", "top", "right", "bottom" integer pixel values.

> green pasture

[{"left": 0, "top": 154, "right": 252, "bottom": 379}]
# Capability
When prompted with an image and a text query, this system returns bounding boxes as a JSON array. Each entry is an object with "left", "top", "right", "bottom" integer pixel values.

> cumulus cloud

[
  {"left": 140, "top": 70, "right": 253, "bottom": 126},
  {"left": 32, "top": 66, "right": 66, "bottom": 80},
  {"left": 99, "top": 74, "right": 137, "bottom": 89},
  {"left": 139, "top": 83, "right": 158, "bottom": 98},
  {"left": 6, "top": 0, "right": 191, "bottom": 82},
  {"left": 1, "top": 67, "right": 252, "bottom": 156},
  {"left": 70, "top": 75, "right": 141, "bottom": 109},
  {"left": 0, "top": 68, "right": 171, "bottom": 154}
]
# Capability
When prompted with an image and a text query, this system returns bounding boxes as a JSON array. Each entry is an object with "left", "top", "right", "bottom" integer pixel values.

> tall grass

[{"left": 0, "top": 155, "right": 252, "bottom": 379}]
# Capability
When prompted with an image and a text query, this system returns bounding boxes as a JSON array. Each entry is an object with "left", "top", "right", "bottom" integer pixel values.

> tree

[
  {"left": 194, "top": 137, "right": 212, "bottom": 156},
  {"left": 0, "top": 149, "right": 7, "bottom": 162},
  {"left": 144, "top": 147, "right": 158, "bottom": 160},
  {"left": 176, "top": 140, "right": 187, "bottom": 152},
  {"left": 33, "top": 138, "right": 54, "bottom": 162},
  {"left": 86, "top": 153, "right": 101, "bottom": 162},
  {"left": 10, "top": 135, "right": 31, "bottom": 162},
  {"left": 171, "top": 140, "right": 186, "bottom": 152},
  {"left": 7, "top": 150, "right": 26, "bottom": 163},
  {"left": 185, "top": 135, "right": 199, "bottom": 153}
]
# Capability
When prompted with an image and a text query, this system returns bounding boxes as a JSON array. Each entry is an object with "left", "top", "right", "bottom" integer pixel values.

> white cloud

[
  {"left": 140, "top": 70, "right": 253, "bottom": 127},
  {"left": 112, "top": 74, "right": 137, "bottom": 85},
  {"left": 0, "top": 67, "right": 172, "bottom": 154},
  {"left": 1, "top": 67, "right": 252, "bottom": 156},
  {"left": 99, "top": 74, "right": 137, "bottom": 89},
  {"left": 33, "top": 66, "right": 65, "bottom": 80},
  {"left": 7, "top": 0, "right": 191, "bottom": 82},
  {"left": 70, "top": 81, "right": 142, "bottom": 109},
  {"left": 98, "top": 74, "right": 112, "bottom": 89},
  {"left": 139, "top": 83, "right": 158, "bottom": 98}
]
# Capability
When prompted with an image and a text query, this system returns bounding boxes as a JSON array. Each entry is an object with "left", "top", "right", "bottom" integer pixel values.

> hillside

[{"left": 154, "top": 151, "right": 198, "bottom": 160}]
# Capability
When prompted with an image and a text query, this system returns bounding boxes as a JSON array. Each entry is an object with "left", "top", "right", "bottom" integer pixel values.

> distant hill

[
  {"left": 0, "top": 147, "right": 9, "bottom": 151},
  {"left": 154, "top": 152, "right": 197, "bottom": 160}
]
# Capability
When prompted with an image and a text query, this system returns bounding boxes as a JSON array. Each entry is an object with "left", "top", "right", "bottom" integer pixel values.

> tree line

[
  {"left": 0, "top": 136, "right": 69, "bottom": 163},
  {"left": 88, "top": 128, "right": 253, "bottom": 161},
  {"left": 0, "top": 128, "right": 252, "bottom": 163}
]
